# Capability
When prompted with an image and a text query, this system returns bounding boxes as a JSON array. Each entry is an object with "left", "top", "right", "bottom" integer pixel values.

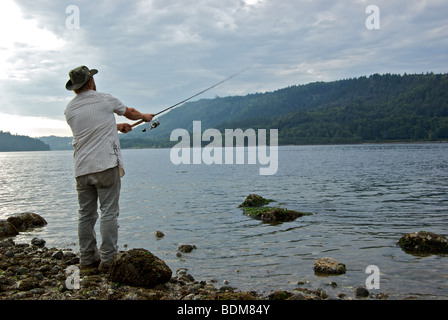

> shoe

[
  {"left": 80, "top": 258, "right": 101, "bottom": 270},
  {"left": 98, "top": 261, "right": 111, "bottom": 273}
]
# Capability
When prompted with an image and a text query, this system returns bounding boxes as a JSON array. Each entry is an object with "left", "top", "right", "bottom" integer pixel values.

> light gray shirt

[{"left": 65, "top": 90, "right": 127, "bottom": 177}]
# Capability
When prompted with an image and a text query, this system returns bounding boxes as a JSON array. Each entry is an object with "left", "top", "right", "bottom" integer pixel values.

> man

[{"left": 64, "top": 65, "right": 154, "bottom": 272}]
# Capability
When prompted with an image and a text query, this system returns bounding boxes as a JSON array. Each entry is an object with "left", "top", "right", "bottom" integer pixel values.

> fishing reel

[{"left": 142, "top": 119, "right": 160, "bottom": 132}]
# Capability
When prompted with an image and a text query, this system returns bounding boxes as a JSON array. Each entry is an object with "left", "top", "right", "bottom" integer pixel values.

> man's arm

[{"left": 123, "top": 107, "right": 154, "bottom": 122}]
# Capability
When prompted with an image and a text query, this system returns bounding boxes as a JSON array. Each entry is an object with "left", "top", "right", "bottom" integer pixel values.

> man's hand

[
  {"left": 142, "top": 113, "right": 155, "bottom": 122},
  {"left": 117, "top": 123, "right": 133, "bottom": 133}
]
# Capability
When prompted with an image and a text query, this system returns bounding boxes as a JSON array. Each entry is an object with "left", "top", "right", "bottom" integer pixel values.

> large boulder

[
  {"left": 6, "top": 212, "right": 47, "bottom": 232},
  {"left": 0, "top": 221, "right": 19, "bottom": 238},
  {"left": 397, "top": 231, "right": 448, "bottom": 254},
  {"left": 313, "top": 257, "right": 346, "bottom": 275},
  {"left": 109, "top": 248, "right": 172, "bottom": 288}
]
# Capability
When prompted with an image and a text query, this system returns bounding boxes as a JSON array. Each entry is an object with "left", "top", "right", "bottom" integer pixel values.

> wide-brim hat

[{"left": 65, "top": 65, "right": 98, "bottom": 90}]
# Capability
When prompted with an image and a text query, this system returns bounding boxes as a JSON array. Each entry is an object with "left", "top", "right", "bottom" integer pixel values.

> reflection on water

[{"left": 1, "top": 143, "right": 447, "bottom": 299}]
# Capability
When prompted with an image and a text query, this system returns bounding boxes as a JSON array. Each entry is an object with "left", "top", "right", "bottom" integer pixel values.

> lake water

[{"left": 1, "top": 143, "right": 447, "bottom": 299}]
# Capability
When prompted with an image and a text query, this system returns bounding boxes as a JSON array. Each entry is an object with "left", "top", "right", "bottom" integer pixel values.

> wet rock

[
  {"left": 154, "top": 231, "right": 165, "bottom": 238},
  {"left": 238, "top": 194, "right": 274, "bottom": 207},
  {"left": 109, "top": 248, "right": 172, "bottom": 288},
  {"left": 241, "top": 205, "right": 312, "bottom": 224},
  {"left": 178, "top": 244, "right": 196, "bottom": 253},
  {"left": 245, "top": 207, "right": 311, "bottom": 223},
  {"left": 0, "top": 221, "right": 18, "bottom": 238},
  {"left": 6, "top": 212, "right": 47, "bottom": 232},
  {"left": 239, "top": 194, "right": 312, "bottom": 224},
  {"left": 16, "top": 277, "right": 39, "bottom": 291},
  {"left": 31, "top": 238, "right": 46, "bottom": 247},
  {"left": 52, "top": 250, "right": 64, "bottom": 260},
  {"left": 355, "top": 286, "right": 370, "bottom": 298},
  {"left": 313, "top": 257, "right": 346, "bottom": 275},
  {"left": 268, "top": 290, "right": 294, "bottom": 300},
  {"left": 397, "top": 231, "right": 448, "bottom": 254}
]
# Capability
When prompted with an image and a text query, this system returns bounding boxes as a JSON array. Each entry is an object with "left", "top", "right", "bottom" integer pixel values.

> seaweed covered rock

[
  {"left": 244, "top": 207, "right": 311, "bottom": 224},
  {"left": 239, "top": 194, "right": 311, "bottom": 224},
  {"left": 109, "top": 248, "right": 172, "bottom": 288},
  {"left": 238, "top": 194, "right": 274, "bottom": 208},
  {"left": 313, "top": 257, "right": 346, "bottom": 275},
  {"left": 6, "top": 212, "right": 47, "bottom": 232},
  {"left": 397, "top": 231, "right": 448, "bottom": 254}
]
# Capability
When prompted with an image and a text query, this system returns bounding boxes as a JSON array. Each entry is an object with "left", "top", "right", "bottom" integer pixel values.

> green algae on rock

[
  {"left": 239, "top": 194, "right": 312, "bottom": 224},
  {"left": 397, "top": 231, "right": 448, "bottom": 255},
  {"left": 238, "top": 194, "right": 274, "bottom": 208},
  {"left": 243, "top": 206, "right": 312, "bottom": 224}
]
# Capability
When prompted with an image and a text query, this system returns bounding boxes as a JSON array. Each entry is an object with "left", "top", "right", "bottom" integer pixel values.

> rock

[
  {"left": 313, "top": 257, "right": 346, "bottom": 275},
  {"left": 6, "top": 212, "right": 47, "bottom": 232},
  {"left": 154, "top": 231, "right": 165, "bottom": 238},
  {"left": 52, "top": 250, "right": 64, "bottom": 260},
  {"left": 397, "top": 231, "right": 448, "bottom": 254},
  {"left": 178, "top": 244, "right": 196, "bottom": 253},
  {"left": 355, "top": 286, "right": 370, "bottom": 298},
  {"left": 0, "top": 221, "right": 18, "bottom": 238},
  {"left": 16, "top": 277, "right": 39, "bottom": 291},
  {"left": 109, "top": 248, "right": 172, "bottom": 288},
  {"left": 238, "top": 194, "right": 274, "bottom": 207},
  {"left": 243, "top": 207, "right": 312, "bottom": 224},
  {"left": 31, "top": 238, "right": 46, "bottom": 247}
]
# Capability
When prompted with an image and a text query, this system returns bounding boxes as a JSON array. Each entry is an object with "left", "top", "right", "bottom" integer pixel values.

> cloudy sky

[{"left": 0, "top": 0, "right": 447, "bottom": 137}]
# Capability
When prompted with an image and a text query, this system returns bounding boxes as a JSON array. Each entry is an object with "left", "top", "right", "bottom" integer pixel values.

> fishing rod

[{"left": 129, "top": 68, "right": 247, "bottom": 132}]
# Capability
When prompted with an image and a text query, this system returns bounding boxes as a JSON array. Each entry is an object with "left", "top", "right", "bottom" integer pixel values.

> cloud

[{"left": 1, "top": 0, "right": 447, "bottom": 137}]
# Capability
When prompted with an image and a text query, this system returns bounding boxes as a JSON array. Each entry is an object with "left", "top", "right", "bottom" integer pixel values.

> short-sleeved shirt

[{"left": 64, "top": 90, "right": 127, "bottom": 178}]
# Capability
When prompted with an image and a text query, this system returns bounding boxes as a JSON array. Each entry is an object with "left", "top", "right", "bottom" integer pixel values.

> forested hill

[
  {"left": 0, "top": 131, "right": 50, "bottom": 152},
  {"left": 118, "top": 72, "right": 448, "bottom": 147},
  {"left": 39, "top": 72, "right": 448, "bottom": 150}
]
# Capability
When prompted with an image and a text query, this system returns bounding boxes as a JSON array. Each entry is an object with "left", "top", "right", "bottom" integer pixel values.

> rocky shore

[
  {"left": 2, "top": 207, "right": 447, "bottom": 301},
  {"left": 0, "top": 237, "right": 388, "bottom": 301}
]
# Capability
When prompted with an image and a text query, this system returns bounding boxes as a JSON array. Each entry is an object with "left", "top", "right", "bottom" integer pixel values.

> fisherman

[{"left": 64, "top": 66, "right": 154, "bottom": 273}]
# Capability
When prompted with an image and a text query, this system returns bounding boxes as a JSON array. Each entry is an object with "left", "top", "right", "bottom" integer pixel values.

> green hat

[{"left": 65, "top": 66, "right": 98, "bottom": 90}]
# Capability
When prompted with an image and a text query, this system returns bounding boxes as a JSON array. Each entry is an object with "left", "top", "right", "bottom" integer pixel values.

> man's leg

[
  {"left": 94, "top": 167, "right": 121, "bottom": 267},
  {"left": 76, "top": 175, "right": 100, "bottom": 266}
]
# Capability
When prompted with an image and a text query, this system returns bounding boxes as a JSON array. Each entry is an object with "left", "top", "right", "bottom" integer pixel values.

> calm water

[{"left": 1, "top": 143, "right": 447, "bottom": 299}]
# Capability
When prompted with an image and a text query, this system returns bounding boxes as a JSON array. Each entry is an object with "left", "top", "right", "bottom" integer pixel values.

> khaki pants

[{"left": 75, "top": 166, "right": 121, "bottom": 265}]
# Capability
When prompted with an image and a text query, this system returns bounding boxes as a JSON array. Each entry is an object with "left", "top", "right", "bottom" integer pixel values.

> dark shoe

[
  {"left": 98, "top": 261, "right": 111, "bottom": 273},
  {"left": 80, "top": 258, "right": 101, "bottom": 270}
]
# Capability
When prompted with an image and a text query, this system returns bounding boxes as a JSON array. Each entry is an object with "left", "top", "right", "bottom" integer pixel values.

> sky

[{"left": 0, "top": 0, "right": 447, "bottom": 137}]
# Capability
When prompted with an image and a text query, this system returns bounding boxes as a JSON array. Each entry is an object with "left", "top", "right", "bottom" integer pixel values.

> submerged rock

[
  {"left": 154, "top": 231, "right": 165, "bottom": 239},
  {"left": 397, "top": 231, "right": 448, "bottom": 254},
  {"left": 6, "top": 212, "right": 47, "bottom": 232},
  {"left": 239, "top": 194, "right": 311, "bottom": 224},
  {"left": 243, "top": 207, "right": 312, "bottom": 224},
  {"left": 313, "top": 257, "right": 346, "bottom": 275},
  {"left": 178, "top": 244, "right": 196, "bottom": 253},
  {"left": 109, "top": 248, "right": 172, "bottom": 288},
  {"left": 238, "top": 194, "right": 274, "bottom": 208}
]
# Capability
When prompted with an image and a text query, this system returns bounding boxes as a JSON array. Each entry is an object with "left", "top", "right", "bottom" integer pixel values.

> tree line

[
  {"left": 0, "top": 131, "right": 50, "bottom": 152},
  {"left": 38, "top": 72, "right": 448, "bottom": 150}
]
